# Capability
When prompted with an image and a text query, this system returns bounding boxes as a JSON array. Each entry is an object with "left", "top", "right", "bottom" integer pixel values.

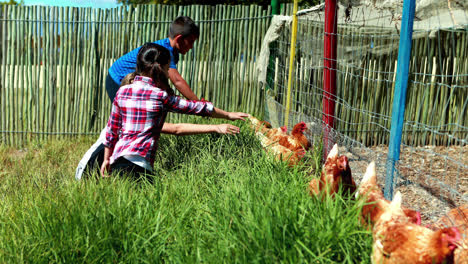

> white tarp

[
  {"left": 257, "top": 1, "right": 467, "bottom": 84},
  {"left": 257, "top": 15, "right": 292, "bottom": 85},
  {"left": 301, "top": 0, "right": 467, "bottom": 31}
]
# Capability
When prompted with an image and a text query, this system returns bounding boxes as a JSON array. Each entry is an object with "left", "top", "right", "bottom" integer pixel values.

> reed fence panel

[
  {"left": 0, "top": 4, "right": 271, "bottom": 145},
  {"left": 0, "top": 4, "right": 466, "bottom": 148}
]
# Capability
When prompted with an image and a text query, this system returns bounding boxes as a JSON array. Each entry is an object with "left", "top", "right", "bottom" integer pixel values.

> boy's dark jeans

[
  {"left": 111, "top": 157, "right": 153, "bottom": 184},
  {"left": 105, "top": 74, "right": 120, "bottom": 102}
]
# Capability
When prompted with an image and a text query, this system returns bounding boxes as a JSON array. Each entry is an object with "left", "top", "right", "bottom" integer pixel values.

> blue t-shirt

[{"left": 108, "top": 38, "right": 179, "bottom": 85}]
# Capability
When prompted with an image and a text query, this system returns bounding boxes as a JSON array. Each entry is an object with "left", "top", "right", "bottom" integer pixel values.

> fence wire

[{"left": 264, "top": 2, "right": 467, "bottom": 223}]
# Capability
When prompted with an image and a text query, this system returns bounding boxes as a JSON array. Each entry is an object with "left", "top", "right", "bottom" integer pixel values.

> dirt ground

[{"left": 343, "top": 144, "right": 467, "bottom": 225}]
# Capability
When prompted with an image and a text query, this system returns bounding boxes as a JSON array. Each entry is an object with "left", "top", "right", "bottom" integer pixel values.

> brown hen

[
  {"left": 247, "top": 115, "right": 272, "bottom": 134},
  {"left": 356, "top": 161, "right": 421, "bottom": 227},
  {"left": 428, "top": 205, "right": 468, "bottom": 264},
  {"left": 277, "top": 122, "right": 311, "bottom": 152},
  {"left": 372, "top": 192, "right": 461, "bottom": 264},
  {"left": 265, "top": 126, "right": 288, "bottom": 141},
  {"left": 308, "top": 144, "right": 356, "bottom": 199},
  {"left": 255, "top": 131, "right": 305, "bottom": 166}
]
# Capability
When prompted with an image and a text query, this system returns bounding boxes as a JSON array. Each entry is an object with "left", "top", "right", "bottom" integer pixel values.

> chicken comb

[{"left": 415, "top": 212, "right": 421, "bottom": 225}]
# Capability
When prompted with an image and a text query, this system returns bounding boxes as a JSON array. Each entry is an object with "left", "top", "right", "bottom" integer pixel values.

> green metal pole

[
  {"left": 271, "top": 0, "right": 279, "bottom": 15},
  {"left": 265, "top": 0, "right": 280, "bottom": 121}
]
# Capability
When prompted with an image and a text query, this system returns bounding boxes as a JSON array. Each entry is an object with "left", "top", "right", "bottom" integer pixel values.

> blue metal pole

[{"left": 384, "top": 0, "right": 416, "bottom": 200}]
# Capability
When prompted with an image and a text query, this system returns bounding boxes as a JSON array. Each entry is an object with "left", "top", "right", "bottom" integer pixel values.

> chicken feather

[
  {"left": 308, "top": 144, "right": 356, "bottom": 199},
  {"left": 255, "top": 132, "right": 304, "bottom": 166},
  {"left": 372, "top": 192, "right": 461, "bottom": 264},
  {"left": 357, "top": 162, "right": 421, "bottom": 226},
  {"left": 428, "top": 205, "right": 468, "bottom": 264}
]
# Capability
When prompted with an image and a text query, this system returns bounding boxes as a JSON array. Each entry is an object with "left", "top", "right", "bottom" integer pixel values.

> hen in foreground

[
  {"left": 428, "top": 205, "right": 468, "bottom": 264},
  {"left": 372, "top": 192, "right": 461, "bottom": 264}
]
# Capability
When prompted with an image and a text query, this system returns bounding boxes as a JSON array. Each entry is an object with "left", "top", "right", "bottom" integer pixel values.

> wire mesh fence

[
  {"left": 0, "top": 2, "right": 466, "bottom": 222},
  {"left": 262, "top": 2, "right": 467, "bottom": 222}
]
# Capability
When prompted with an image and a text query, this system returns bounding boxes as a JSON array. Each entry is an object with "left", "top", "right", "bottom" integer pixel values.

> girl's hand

[
  {"left": 227, "top": 112, "right": 249, "bottom": 121},
  {"left": 216, "top": 124, "right": 240, "bottom": 135},
  {"left": 100, "top": 159, "right": 111, "bottom": 178}
]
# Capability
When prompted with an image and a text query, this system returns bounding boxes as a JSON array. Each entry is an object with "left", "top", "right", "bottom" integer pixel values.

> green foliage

[
  {"left": 0, "top": 119, "right": 372, "bottom": 263},
  {"left": 116, "top": 0, "right": 320, "bottom": 8},
  {"left": 0, "top": 0, "right": 21, "bottom": 6}
]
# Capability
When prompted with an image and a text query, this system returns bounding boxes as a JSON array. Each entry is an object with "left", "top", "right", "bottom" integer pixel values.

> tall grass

[{"left": 0, "top": 119, "right": 372, "bottom": 263}]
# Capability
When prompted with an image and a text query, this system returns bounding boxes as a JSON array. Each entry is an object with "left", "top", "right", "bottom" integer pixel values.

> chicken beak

[{"left": 339, "top": 155, "right": 349, "bottom": 169}]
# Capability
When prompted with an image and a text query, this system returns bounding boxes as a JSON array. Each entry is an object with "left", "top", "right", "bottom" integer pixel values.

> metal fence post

[
  {"left": 284, "top": 0, "right": 298, "bottom": 128},
  {"left": 323, "top": 0, "right": 338, "bottom": 158},
  {"left": 271, "top": 0, "right": 279, "bottom": 15},
  {"left": 384, "top": 0, "right": 416, "bottom": 200}
]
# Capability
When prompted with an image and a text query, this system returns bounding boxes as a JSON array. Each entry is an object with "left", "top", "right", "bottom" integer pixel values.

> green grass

[{"left": 0, "top": 120, "right": 372, "bottom": 263}]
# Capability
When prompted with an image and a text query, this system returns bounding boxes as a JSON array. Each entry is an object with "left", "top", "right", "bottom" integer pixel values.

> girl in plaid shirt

[{"left": 100, "top": 43, "right": 247, "bottom": 180}]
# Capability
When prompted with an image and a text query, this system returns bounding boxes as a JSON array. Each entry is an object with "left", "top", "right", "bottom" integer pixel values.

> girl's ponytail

[
  {"left": 136, "top": 42, "right": 173, "bottom": 94},
  {"left": 150, "top": 62, "right": 173, "bottom": 95}
]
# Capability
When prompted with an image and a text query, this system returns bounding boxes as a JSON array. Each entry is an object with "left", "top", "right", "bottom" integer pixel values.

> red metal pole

[{"left": 323, "top": 0, "right": 338, "bottom": 158}]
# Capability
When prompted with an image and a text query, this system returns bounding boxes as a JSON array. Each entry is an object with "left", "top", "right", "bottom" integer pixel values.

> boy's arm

[
  {"left": 161, "top": 123, "right": 240, "bottom": 135},
  {"left": 168, "top": 68, "right": 199, "bottom": 101}
]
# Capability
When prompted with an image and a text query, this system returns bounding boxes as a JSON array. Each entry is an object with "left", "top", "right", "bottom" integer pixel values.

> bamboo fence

[
  {"left": 0, "top": 4, "right": 272, "bottom": 145},
  {"left": 0, "top": 4, "right": 466, "bottom": 147}
]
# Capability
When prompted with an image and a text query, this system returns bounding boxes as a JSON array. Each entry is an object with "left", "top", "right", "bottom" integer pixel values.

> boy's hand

[
  {"left": 100, "top": 159, "right": 111, "bottom": 178},
  {"left": 227, "top": 112, "right": 249, "bottom": 121},
  {"left": 216, "top": 124, "right": 240, "bottom": 135}
]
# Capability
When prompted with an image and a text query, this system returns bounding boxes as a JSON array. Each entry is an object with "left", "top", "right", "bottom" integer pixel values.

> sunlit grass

[{"left": 0, "top": 119, "right": 372, "bottom": 263}]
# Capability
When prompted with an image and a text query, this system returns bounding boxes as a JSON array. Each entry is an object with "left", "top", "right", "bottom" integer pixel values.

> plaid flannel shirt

[{"left": 103, "top": 76, "right": 214, "bottom": 166}]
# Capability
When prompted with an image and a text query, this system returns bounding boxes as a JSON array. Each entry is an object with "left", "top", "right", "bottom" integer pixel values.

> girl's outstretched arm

[
  {"left": 164, "top": 94, "right": 247, "bottom": 121},
  {"left": 161, "top": 123, "right": 240, "bottom": 135}
]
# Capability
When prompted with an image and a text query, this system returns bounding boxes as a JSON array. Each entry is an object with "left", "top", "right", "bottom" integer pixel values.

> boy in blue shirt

[
  {"left": 105, "top": 16, "right": 199, "bottom": 102},
  {"left": 76, "top": 16, "right": 239, "bottom": 180}
]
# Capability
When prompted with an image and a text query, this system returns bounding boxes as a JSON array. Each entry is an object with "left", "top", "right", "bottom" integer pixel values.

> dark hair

[
  {"left": 168, "top": 16, "right": 199, "bottom": 39},
  {"left": 136, "top": 42, "right": 172, "bottom": 93}
]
